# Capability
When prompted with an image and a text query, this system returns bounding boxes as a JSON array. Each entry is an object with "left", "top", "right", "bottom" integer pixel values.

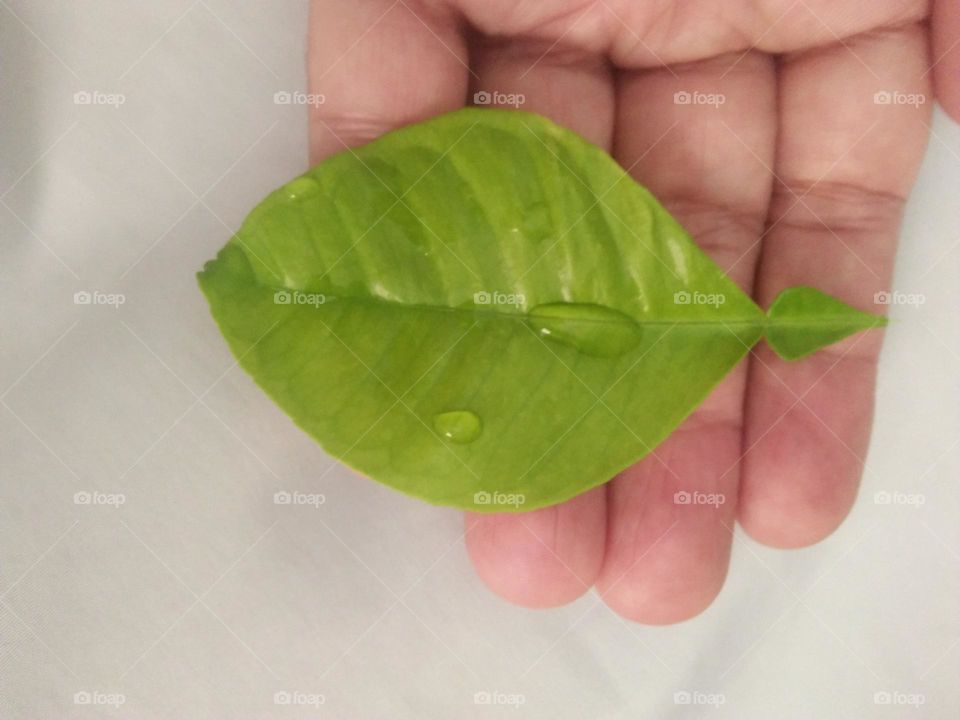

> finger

[
  {"left": 308, "top": 0, "right": 469, "bottom": 162},
  {"left": 467, "top": 36, "right": 615, "bottom": 145},
  {"left": 596, "top": 51, "right": 777, "bottom": 624},
  {"left": 465, "top": 488, "right": 607, "bottom": 608},
  {"left": 443, "top": 0, "right": 924, "bottom": 68},
  {"left": 740, "top": 24, "right": 932, "bottom": 548},
  {"left": 464, "top": 38, "right": 615, "bottom": 608},
  {"left": 933, "top": 0, "right": 960, "bottom": 121}
]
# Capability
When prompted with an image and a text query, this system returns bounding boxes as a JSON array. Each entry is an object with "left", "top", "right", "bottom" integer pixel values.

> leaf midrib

[{"left": 267, "top": 291, "right": 882, "bottom": 329}]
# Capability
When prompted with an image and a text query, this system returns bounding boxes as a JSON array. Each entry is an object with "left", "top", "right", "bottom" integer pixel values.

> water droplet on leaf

[
  {"left": 432, "top": 410, "right": 482, "bottom": 444},
  {"left": 527, "top": 302, "right": 643, "bottom": 357},
  {"left": 282, "top": 176, "right": 320, "bottom": 201}
]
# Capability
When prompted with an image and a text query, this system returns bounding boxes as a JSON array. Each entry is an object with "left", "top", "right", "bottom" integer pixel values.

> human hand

[{"left": 308, "top": 0, "right": 960, "bottom": 622}]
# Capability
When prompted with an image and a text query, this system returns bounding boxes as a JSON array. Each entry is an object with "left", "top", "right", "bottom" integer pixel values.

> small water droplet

[
  {"left": 282, "top": 176, "right": 320, "bottom": 201},
  {"left": 527, "top": 302, "right": 643, "bottom": 358},
  {"left": 432, "top": 410, "right": 481, "bottom": 444}
]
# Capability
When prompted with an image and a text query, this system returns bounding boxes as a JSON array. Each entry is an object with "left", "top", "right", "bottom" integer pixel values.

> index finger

[
  {"left": 933, "top": 0, "right": 960, "bottom": 121},
  {"left": 308, "top": 0, "right": 469, "bottom": 162}
]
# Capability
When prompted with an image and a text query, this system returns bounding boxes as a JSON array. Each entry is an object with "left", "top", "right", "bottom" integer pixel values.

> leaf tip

[{"left": 764, "top": 286, "right": 887, "bottom": 361}]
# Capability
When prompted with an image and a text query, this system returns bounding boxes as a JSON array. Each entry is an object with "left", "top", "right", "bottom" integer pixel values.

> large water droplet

[
  {"left": 282, "top": 176, "right": 321, "bottom": 201},
  {"left": 527, "top": 302, "right": 643, "bottom": 358},
  {"left": 432, "top": 410, "right": 482, "bottom": 444}
]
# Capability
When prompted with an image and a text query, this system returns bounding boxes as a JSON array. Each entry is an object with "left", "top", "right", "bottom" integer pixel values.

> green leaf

[
  {"left": 198, "top": 108, "right": 885, "bottom": 512},
  {"left": 765, "top": 286, "right": 887, "bottom": 360}
]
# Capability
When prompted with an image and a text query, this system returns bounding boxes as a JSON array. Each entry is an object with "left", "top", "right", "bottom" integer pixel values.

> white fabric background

[{"left": 1, "top": 2, "right": 958, "bottom": 718}]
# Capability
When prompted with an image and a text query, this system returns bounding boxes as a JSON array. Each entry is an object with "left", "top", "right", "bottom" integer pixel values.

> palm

[{"left": 309, "top": 0, "right": 959, "bottom": 621}]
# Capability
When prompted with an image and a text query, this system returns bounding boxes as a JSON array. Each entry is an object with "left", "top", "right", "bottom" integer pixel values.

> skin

[{"left": 308, "top": 0, "right": 960, "bottom": 623}]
